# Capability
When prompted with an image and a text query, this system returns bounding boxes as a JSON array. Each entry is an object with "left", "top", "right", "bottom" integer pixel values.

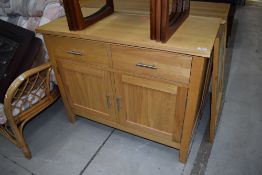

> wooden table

[{"left": 37, "top": 9, "right": 222, "bottom": 163}]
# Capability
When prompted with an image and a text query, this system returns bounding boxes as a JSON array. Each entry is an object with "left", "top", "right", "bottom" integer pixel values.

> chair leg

[
  {"left": 0, "top": 124, "right": 32, "bottom": 159},
  {"left": 20, "top": 139, "right": 32, "bottom": 159},
  {"left": 9, "top": 123, "right": 32, "bottom": 159}
]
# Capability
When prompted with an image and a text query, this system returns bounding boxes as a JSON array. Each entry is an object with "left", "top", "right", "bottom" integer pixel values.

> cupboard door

[
  {"left": 114, "top": 73, "right": 187, "bottom": 143},
  {"left": 57, "top": 59, "right": 116, "bottom": 122}
]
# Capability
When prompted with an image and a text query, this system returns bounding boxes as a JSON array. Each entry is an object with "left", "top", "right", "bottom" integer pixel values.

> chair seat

[{"left": 0, "top": 83, "right": 55, "bottom": 125}]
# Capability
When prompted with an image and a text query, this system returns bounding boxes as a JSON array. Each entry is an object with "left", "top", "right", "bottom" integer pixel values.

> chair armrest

[{"left": 4, "top": 63, "right": 54, "bottom": 121}]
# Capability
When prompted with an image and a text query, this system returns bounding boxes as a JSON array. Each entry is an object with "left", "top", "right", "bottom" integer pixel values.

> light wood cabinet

[
  {"left": 77, "top": 0, "right": 230, "bottom": 144},
  {"left": 38, "top": 12, "right": 222, "bottom": 163}
]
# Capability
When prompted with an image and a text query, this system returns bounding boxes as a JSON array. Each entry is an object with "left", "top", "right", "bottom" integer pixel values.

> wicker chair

[
  {"left": 0, "top": 0, "right": 64, "bottom": 159},
  {"left": 0, "top": 63, "right": 60, "bottom": 159}
]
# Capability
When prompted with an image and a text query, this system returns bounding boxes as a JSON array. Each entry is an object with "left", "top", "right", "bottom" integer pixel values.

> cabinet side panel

[
  {"left": 179, "top": 57, "right": 207, "bottom": 163},
  {"left": 43, "top": 35, "right": 76, "bottom": 122}
]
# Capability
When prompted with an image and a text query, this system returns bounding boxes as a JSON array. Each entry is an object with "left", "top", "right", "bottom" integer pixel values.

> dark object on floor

[{"left": 0, "top": 19, "right": 42, "bottom": 103}]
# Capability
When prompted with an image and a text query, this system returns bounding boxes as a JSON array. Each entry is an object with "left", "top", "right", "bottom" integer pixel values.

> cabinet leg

[
  {"left": 60, "top": 94, "right": 76, "bottom": 123},
  {"left": 179, "top": 147, "right": 188, "bottom": 163},
  {"left": 56, "top": 79, "right": 76, "bottom": 123},
  {"left": 67, "top": 112, "right": 76, "bottom": 123},
  {"left": 60, "top": 96, "right": 76, "bottom": 123}
]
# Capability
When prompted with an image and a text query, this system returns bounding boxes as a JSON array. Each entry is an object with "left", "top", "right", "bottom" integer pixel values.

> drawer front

[
  {"left": 46, "top": 36, "right": 109, "bottom": 67},
  {"left": 111, "top": 45, "right": 192, "bottom": 84}
]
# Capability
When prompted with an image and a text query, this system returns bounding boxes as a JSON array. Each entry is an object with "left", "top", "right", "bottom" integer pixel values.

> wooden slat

[
  {"left": 57, "top": 59, "right": 104, "bottom": 77},
  {"left": 122, "top": 74, "right": 178, "bottom": 94}
]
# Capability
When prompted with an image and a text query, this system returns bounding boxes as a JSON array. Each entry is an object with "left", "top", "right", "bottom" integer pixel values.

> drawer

[
  {"left": 111, "top": 45, "right": 192, "bottom": 84},
  {"left": 46, "top": 36, "right": 109, "bottom": 67}
]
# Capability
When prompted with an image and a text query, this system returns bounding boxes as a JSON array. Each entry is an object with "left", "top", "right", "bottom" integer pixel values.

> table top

[{"left": 37, "top": 8, "right": 221, "bottom": 58}]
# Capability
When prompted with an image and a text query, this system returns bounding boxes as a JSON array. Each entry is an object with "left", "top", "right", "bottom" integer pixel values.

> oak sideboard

[
  {"left": 79, "top": 1, "right": 230, "bottom": 144},
  {"left": 37, "top": 10, "right": 222, "bottom": 163}
]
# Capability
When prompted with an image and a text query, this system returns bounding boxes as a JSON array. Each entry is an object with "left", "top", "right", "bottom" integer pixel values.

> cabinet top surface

[{"left": 37, "top": 9, "right": 221, "bottom": 57}]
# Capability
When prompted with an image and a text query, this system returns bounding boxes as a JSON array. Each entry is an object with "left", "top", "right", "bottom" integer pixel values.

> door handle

[
  {"left": 66, "top": 50, "right": 83, "bottom": 56},
  {"left": 106, "top": 95, "right": 112, "bottom": 108},
  {"left": 116, "top": 97, "right": 121, "bottom": 111}
]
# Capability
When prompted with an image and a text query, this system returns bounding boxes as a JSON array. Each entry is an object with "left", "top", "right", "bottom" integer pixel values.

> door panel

[
  {"left": 115, "top": 73, "right": 187, "bottom": 142},
  {"left": 124, "top": 83, "right": 177, "bottom": 134},
  {"left": 57, "top": 59, "right": 116, "bottom": 121}
]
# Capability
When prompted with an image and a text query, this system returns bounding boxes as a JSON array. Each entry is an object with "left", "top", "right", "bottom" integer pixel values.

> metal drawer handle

[
  {"left": 136, "top": 63, "right": 157, "bottom": 69},
  {"left": 66, "top": 50, "right": 83, "bottom": 56}
]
